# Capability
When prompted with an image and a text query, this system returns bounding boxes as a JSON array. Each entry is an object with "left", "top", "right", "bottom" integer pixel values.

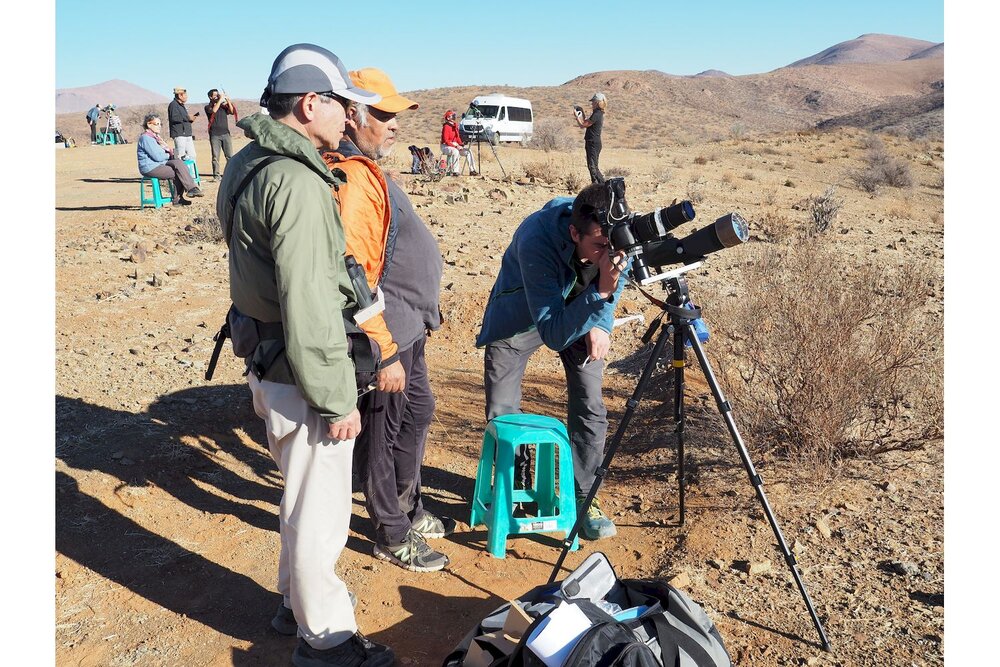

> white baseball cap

[{"left": 262, "top": 43, "right": 381, "bottom": 105}]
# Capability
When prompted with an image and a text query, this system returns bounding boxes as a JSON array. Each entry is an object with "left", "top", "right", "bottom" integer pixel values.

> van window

[
  {"left": 464, "top": 105, "right": 499, "bottom": 119},
  {"left": 498, "top": 107, "right": 506, "bottom": 120},
  {"left": 508, "top": 106, "right": 532, "bottom": 122}
]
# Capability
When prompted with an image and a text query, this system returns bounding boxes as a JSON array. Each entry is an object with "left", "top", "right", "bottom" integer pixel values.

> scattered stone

[
  {"left": 815, "top": 517, "right": 832, "bottom": 540},
  {"left": 668, "top": 571, "right": 690, "bottom": 588},
  {"left": 130, "top": 243, "right": 148, "bottom": 264},
  {"left": 748, "top": 560, "right": 772, "bottom": 576},
  {"left": 165, "top": 269, "right": 182, "bottom": 276},
  {"left": 708, "top": 559, "right": 726, "bottom": 570},
  {"left": 150, "top": 273, "right": 163, "bottom": 287},
  {"left": 887, "top": 560, "right": 920, "bottom": 577},
  {"left": 881, "top": 481, "right": 898, "bottom": 493}
]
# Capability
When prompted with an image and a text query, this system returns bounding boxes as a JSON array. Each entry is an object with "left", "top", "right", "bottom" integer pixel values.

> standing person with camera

[
  {"left": 216, "top": 43, "right": 394, "bottom": 667},
  {"left": 321, "top": 67, "right": 452, "bottom": 573},
  {"left": 204, "top": 89, "right": 237, "bottom": 180},
  {"left": 476, "top": 182, "right": 628, "bottom": 540},
  {"left": 167, "top": 87, "right": 200, "bottom": 161},
  {"left": 575, "top": 92, "right": 607, "bottom": 184}
]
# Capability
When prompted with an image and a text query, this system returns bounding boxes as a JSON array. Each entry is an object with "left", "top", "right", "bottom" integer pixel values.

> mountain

[
  {"left": 55, "top": 80, "right": 169, "bottom": 115},
  {"left": 788, "top": 33, "right": 941, "bottom": 67}
]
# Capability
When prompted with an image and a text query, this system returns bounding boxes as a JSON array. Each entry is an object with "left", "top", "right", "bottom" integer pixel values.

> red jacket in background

[{"left": 441, "top": 121, "right": 463, "bottom": 147}]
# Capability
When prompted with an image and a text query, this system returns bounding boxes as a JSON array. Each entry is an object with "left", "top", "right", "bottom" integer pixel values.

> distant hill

[
  {"left": 788, "top": 33, "right": 941, "bottom": 67},
  {"left": 693, "top": 70, "right": 732, "bottom": 78},
  {"left": 56, "top": 80, "right": 169, "bottom": 114},
  {"left": 816, "top": 88, "right": 943, "bottom": 137},
  {"left": 907, "top": 43, "right": 944, "bottom": 60},
  {"left": 54, "top": 34, "right": 944, "bottom": 146}
]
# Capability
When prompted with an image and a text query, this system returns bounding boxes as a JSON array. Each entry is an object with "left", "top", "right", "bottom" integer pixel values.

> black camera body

[{"left": 598, "top": 177, "right": 749, "bottom": 284}]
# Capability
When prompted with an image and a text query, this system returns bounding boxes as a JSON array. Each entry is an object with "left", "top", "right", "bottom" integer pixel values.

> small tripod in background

[{"left": 463, "top": 105, "right": 506, "bottom": 178}]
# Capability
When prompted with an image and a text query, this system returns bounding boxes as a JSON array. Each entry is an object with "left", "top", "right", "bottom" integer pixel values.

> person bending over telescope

[{"left": 476, "top": 182, "right": 628, "bottom": 540}]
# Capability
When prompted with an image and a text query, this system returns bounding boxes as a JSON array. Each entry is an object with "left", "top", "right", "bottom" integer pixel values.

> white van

[{"left": 459, "top": 94, "right": 533, "bottom": 145}]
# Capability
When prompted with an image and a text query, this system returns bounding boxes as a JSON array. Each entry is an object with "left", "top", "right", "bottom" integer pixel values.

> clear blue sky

[{"left": 55, "top": 0, "right": 943, "bottom": 99}]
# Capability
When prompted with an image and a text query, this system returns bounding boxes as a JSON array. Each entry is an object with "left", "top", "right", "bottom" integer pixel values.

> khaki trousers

[{"left": 248, "top": 374, "right": 358, "bottom": 650}]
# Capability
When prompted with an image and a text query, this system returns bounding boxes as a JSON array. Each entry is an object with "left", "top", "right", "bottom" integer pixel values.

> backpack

[{"left": 443, "top": 553, "right": 730, "bottom": 667}]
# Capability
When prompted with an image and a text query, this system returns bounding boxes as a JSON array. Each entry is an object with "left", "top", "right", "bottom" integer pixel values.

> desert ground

[{"left": 55, "top": 118, "right": 944, "bottom": 666}]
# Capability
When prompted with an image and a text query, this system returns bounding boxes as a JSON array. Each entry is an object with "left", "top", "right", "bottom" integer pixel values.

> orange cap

[{"left": 348, "top": 68, "right": 418, "bottom": 113}]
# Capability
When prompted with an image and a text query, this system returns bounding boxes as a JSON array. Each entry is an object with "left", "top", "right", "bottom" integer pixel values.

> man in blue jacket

[{"left": 476, "top": 182, "right": 628, "bottom": 540}]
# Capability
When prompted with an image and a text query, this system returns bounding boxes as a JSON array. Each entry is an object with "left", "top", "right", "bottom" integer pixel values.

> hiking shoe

[
  {"left": 373, "top": 530, "right": 449, "bottom": 572},
  {"left": 271, "top": 593, "right": 358, "bottom": 636},
  {"left": 410, "top": 512, "right": 457, "bottom": 539},
  {"left": 292, "top": 633, "right": 394, "bottom": 667},
  {"left": 187, "top": 187, "right": 204, "bottom": 198},
  {"left": 579, "top": 496, "right": 617, "bottom": 540}
]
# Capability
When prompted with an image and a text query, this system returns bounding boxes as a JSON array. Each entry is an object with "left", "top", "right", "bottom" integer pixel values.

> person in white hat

[
  {"left": 216, "top": 43, "right": 394, "bottom": 667},
  {"left": 167, "top": 87, "right": 200, "bottom": 161},
  {"left": 575, "top": 92, "right": 607, "bottom": 183}
]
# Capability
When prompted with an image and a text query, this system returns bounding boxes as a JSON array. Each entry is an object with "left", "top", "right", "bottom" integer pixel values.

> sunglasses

[
  {"left": 368, "top": 107, "right": 397, "bottom": 123},
  {"left": 317, "top": 91, "right": 352, "bottom": 110}
]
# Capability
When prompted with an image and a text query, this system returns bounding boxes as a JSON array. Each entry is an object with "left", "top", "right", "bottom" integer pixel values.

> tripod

[
  {"left": 548, "top": 267, "right": 831, "bottom": 652},
  {"left": 464, "top": 108, "right": 506, "bottom": 178}
]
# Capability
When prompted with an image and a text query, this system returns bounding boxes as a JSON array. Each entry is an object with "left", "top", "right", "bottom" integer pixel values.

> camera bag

[{"left": 442, "top": 552, "right": 730, "bottom": 667}]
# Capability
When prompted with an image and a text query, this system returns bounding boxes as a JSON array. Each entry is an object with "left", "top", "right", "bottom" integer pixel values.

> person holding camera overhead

[
  {"left": 476, "top": 182, "right": 628, "bottom": 541},
  {"left": 575, "top": 92, "right": 607, "bottom": 184},
  {"left": 204, "top": 89, "right": 237, "bottom": 180}
]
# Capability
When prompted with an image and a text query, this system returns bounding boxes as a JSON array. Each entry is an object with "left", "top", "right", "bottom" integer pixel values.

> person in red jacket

[{"left": 440, "top": 109, "right": 478, "bottom": 176}]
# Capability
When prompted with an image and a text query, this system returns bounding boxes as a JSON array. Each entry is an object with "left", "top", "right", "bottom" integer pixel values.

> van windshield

[{"left": 464, "top": 105, "right": 499, "bottom": 119}]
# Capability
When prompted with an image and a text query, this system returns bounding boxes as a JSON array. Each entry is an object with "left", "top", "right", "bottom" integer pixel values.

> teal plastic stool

[
  {"left": 183, "top": 158, "right": 201, "bottom": 186},
  {"left": 470, "top": 413, "right": 579, "bottom": 558},
  {"left": 140, "top": 177, "right": 174, "bottom": 209}
]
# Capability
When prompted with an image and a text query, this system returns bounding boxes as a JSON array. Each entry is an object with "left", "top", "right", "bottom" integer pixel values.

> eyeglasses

[{"left": 317, "top": 91, "right": 352, "bottom": 110}]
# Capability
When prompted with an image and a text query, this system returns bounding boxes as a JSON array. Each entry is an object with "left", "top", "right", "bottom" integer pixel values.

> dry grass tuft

[{"left": 710, "top": 240, "right": 942, "bottom": 471}]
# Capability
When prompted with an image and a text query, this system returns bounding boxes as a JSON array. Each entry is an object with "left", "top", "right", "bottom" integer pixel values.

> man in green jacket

[{"left": 217, "top": 43, "right": 393, "bottom": 667}]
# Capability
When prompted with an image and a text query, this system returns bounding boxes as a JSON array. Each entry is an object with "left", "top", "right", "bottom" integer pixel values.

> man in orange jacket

[{"left": 322, "top": 68, "right": 452, "bottom": 573}]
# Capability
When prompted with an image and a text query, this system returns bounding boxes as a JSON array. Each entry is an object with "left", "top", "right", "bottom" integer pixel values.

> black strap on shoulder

[{"left": 228, "top": 154, "right": 288, "bottom": 231}]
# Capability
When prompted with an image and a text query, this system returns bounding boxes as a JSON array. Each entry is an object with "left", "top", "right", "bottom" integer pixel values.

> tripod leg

[
  {"left": 548, "top": 322, "right": 672, "bottom": 583},
  {"left": 684, "top": 325, "right": 832, "bottom": 651},
  {"left": 673, "top": 323, "right": 686, "bottom": 526}
]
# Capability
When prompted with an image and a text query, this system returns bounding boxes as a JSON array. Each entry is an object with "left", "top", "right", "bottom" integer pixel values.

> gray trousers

[
  {"left": 484, "top": 328, "right": 608, "bottom": 495},
  {"left": 210, "top": 133, "right": 233, "bottom": 177}
]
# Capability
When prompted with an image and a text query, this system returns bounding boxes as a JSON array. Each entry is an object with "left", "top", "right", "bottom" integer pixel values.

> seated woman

[{"left": 136, "top": 113, "right": 203, "bottom": 205}]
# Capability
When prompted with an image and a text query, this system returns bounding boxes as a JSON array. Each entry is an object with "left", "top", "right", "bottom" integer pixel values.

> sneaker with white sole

[
  {"left": 292, "top": 633, "right": 394, "bottom": 667},
  {"left": 373, "top": 529, "right": 449, "bottom": 572},
  {"left": 271, "top": 592, "right": 357, "bottom": 636},
  {"left": 410, "top": 512, "right": 457, "bottom": 539},
  {"left": 579, "top": 496, "right": 617, "bottom": 540}
]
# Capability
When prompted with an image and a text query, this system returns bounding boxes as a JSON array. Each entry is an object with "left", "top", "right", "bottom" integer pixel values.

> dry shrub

[
  {"left": 756, "top": 209, "right": 797, "bottom": 243},
  {"left": 805, "top": 186, "right": 843, "bottom": 235},
  {"left": 605, "top": 166, "right": 631, "bottom": 179},
  {"left": 849, "top": 136, "right": 914, "bottom": 194},
  {"left": 686, "top": 180, "right": 705, "bottom": 203},
  {"left": 693, "top": 155, "right": 708, "bottom": 165},
  {"left": 522, "top": 159, "right": 561, "bottom": 183},
  {"left": 565, "top": 171, "right": 584, "bottom": 192},
  {"left": 742, "top": 171, "right": 756, "bottom": 181},
  {"left": 710, "top": 240, "right": 942, "bottom": 470},
  {"left": 526, "top": 118, "right": 575, "bottom": 152}
]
